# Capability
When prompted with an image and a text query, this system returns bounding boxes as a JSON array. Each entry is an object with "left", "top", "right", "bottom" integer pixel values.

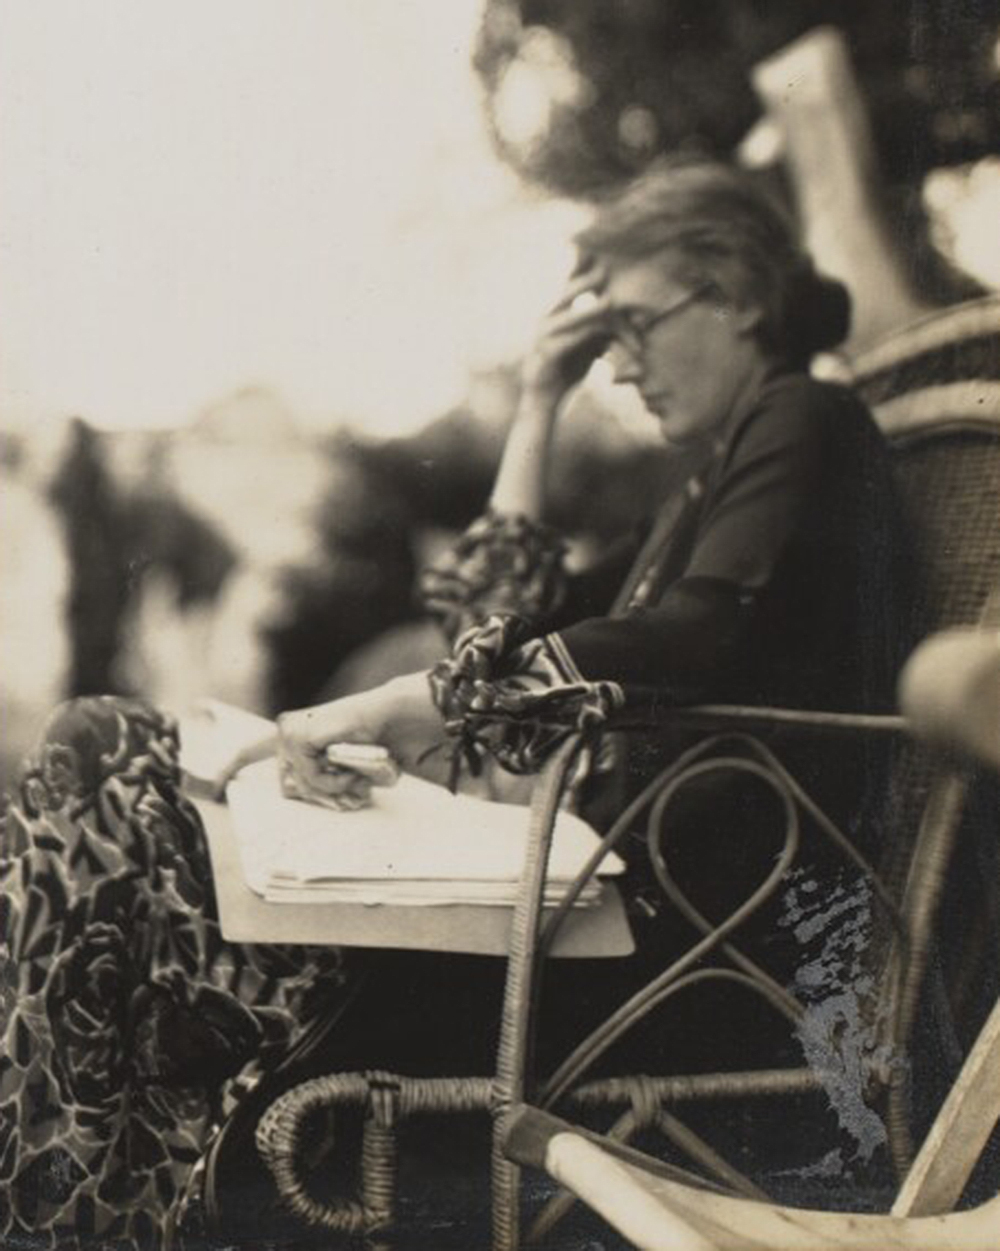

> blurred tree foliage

[
  {"left": 49, "top": 421, "right": 131, "bottom": 696},
  {"left": 48, "top": 420, "right": 237, "bottom": 699},
  {"left": 359, "top": 383, "right": 674, "bottom": 543},
  {"left": 475, "top": 1, "right": 1000, "bottom": 197},
  {"left": 263, "top": 437, "right": 419, "bottom": 711}
]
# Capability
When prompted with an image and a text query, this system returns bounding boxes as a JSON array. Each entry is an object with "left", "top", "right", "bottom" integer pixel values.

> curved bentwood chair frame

[{"left": 256, "top": 296, "right": 1000, "bottom": 1249}]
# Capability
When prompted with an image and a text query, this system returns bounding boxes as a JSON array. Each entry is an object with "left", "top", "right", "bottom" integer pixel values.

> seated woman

[
  {"left": 263, "top": 158, "right": 909, "bottom": 805},
  {"left": 0, "top": 159, "right": 912, "bottom": 1248}
]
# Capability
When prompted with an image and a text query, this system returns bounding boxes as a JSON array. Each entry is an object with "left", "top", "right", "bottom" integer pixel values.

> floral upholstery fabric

[{"left": 0, "top": 697, "right": 343, "bottom": 1250}]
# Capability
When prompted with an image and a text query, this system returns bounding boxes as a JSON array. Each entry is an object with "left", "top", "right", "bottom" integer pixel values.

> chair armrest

[
  {"left": 505, "top": 1102, "right": 1000, "bottom": 1251},
  {"left": 503, "top": 1105, "right": 724, "bottom": 1251},
  {"left": 504, "top": 1104, "right": 723, "bottom": 1191},
  {"left": 503, "top": 1103, "right": 563, "bottom": 1172},
  {"left": 608, "top": 691, "right": 908, "bottom": 737}
]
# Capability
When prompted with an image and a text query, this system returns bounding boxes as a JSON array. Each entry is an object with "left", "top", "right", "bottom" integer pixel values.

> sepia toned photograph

[{"left": 1, "top": 3, "right": 998, "bottom": 1248}]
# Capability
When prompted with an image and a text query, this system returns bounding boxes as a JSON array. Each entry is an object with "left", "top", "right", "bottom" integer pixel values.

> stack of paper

[
  {"left": 225, "top": 758, "right": 625, "bottom": 908},
  {"left": 178, "top": 699, "right": 276, "bottom": 798}
]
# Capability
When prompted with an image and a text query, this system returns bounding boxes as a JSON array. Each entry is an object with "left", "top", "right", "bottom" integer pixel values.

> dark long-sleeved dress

[
  {"left": 0, "top": 369, "right": 912, "bottom": 1246},
  {"left": 421, "top": 368, "right": 915, "bottom": 1154},
  {"left": 425, "top": 371, "right": 912, "bottom": 778}
]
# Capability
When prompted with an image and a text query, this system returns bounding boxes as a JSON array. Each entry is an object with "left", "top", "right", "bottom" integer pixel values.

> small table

[{"left": 195, "top": 795, "right": 635, "bottom": 958}]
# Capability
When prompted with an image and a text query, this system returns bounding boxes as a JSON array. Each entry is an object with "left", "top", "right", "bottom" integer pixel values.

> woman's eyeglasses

[{"left": 607, "top": 285, "right": 710, "bottom": 358}]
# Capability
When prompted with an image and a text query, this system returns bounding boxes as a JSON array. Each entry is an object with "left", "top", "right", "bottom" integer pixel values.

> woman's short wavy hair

[{"left": 576, "top": 158, "right": 850, "bottom": 368}]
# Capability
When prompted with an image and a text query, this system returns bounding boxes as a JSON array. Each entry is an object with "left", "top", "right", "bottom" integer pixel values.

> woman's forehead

[{"left": 602, "top": 253, "right": 687, "bottom": 310}]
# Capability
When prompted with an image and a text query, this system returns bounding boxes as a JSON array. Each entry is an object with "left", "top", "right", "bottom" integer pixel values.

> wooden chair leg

[{"left": 892, "top": 995, "right": 1000, "bottom": 1217}]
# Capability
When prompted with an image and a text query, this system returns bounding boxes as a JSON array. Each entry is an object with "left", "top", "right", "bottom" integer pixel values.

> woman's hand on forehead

[
  {"left": 555, "top": 256, "right": 608, "bottom": 311},
  {"left": 521, "top": 271, "right": 615, "bottom": 402}
]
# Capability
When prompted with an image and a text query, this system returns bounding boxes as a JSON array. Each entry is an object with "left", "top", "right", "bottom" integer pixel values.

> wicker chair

[
  {"left": 503, "top": 626, "right": 1000, "bottom": 1249},
  {"left": 251, "top": 296, "right": 1000, "bottom": 1249}
]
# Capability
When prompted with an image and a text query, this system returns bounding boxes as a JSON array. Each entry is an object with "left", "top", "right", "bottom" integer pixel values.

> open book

[{"left": 180, "top": 701, "right": 625, "bottom": 908}]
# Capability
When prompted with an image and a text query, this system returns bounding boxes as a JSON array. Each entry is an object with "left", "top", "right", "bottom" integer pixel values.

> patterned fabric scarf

[{"left": 0, "top": 697, "right": 344, "bottom": 1249}]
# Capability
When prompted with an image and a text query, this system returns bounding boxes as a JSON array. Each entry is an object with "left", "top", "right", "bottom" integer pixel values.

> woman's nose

[{"left": 605, "top": 341, "right": 643, "bottom": 385}]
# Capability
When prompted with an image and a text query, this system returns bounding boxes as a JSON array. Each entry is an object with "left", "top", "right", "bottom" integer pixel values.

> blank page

[{"left": 226, "top": 759, "right": 625, "bottom": 891}]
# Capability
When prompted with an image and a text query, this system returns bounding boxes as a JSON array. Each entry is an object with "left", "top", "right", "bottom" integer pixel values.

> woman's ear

[
  {"left": 731, "top": 303, "right": 764, "bottom": 336},
  {"left": 704, "top": 286, "right": 762, "bottom": 335}
]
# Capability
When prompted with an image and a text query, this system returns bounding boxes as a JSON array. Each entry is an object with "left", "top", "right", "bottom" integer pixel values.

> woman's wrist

[
  {"left": 513, "top": 385, "right": 561, "bottom": 430},
  {"left": 379, "top": 672, "right": 441, "bottom": 733},
  {"left": 488, "top": 391, "right": 560, "bottom": 518}
]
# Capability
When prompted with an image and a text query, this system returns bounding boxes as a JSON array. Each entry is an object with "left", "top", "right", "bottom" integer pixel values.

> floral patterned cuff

[
  {"left": 428, "top": 613, "right": 625, "bottom": 781},
  {"left": 418, "top": 510, "right": 568, "bottom": 637}
]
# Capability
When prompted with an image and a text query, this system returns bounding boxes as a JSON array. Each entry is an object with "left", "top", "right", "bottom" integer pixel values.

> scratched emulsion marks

[{"left": 777, "top": 869, "right": 893, "bottom": 1177}]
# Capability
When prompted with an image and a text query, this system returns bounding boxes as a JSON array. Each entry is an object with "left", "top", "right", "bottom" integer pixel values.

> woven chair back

[
  {"left": 854, "top": 296, "right": 1000, "bottom": 640},
  {"left": 850, "top": 299, "right": 1000, "bottom": 1063},
  {"left": 852, "top": 296, "right": 1000, "bottom": 847}
]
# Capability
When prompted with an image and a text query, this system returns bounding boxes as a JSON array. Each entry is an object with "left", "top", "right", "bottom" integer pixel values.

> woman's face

[{"left": 601, "top": 253, "right": 768, "bottom": 448}]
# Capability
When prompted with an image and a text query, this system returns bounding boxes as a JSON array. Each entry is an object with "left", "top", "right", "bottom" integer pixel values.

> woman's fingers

[
  {"left": 520, "top": 260, "right": 614, "bottom": 401},
  {"left": 281, "top": 751, "right": 356, "bottom": 797},
  {"left": 524, "top": 294, "right": 614, "bottom": 396},
  {"left": 541, "top": 311, "right": 614, "bottom": 363},
  {"left": 278, "top": 731, "right": 333, "bottom": 796},
  {"left": 531, "top": 294, "right": 614, "bottom": 368},
  {"left": 551, "top": 262, "right": 607, "bottom": 313},
  {"left": 280, "top": 764, "right": 374, "bottom": 811},
  {"left": 212, "top": 732, "right": 279, "bottom": 798},
  {"left": 212, "top": 687, "right": 406, "bottom": 804},
  {"left": 276, "top": 696, "right": 385, "bottom": 798},
  {"left": 543, "top": 292, "right": 612, "bottom": 338}
]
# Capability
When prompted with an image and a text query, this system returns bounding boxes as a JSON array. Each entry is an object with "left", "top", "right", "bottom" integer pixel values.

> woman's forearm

[
  {"left": 371, "top": 671, "right": 451, "bottom": 779},
  {"left": 488, "top": 391, "right": 559, "bottom": 519},
  {"left": 490, "top": 262, "right": 609, "bottom": 520},
  {"left": 379, "top": 670, "right": 444, "bottom": 736},
  {"left": 276, "top": 672, "right": 443, "bottom": 756}
]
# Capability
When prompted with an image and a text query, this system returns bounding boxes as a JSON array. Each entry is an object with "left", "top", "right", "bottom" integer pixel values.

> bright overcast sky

[{"left": 0, "top": 0, "right": 584, "bottom": 435}]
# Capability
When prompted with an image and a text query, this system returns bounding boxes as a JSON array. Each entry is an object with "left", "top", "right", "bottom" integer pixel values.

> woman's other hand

[
  {"left": 212, "top": 672, "right": 444, "bottom": 799},
  {"left": 275, "top": 686, "right": 396, "bottom": 800},
  {"left": 208, "top": 687, "right": 387, "bottom": 800},
  {"left": 209, "top": 730, "right": 279, "bottom": 799}
]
